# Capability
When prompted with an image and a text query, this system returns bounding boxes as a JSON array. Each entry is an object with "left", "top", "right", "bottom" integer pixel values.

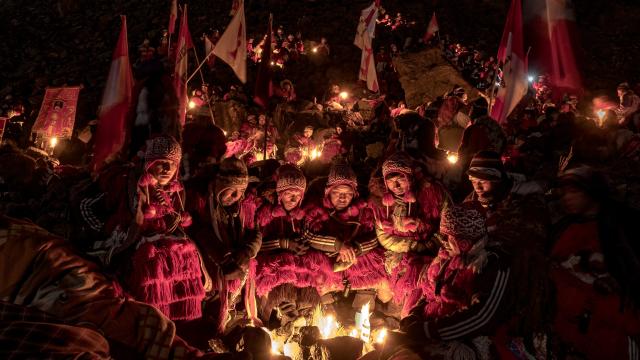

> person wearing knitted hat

[
  {"left": 397, "top": 203, "right": 515, "bottom": 359},
  {"left": 464, "top": 150, "right": 550, "bottom": 342},
  {"left": 369, "top": 151, "right": 450, "bottom": 317},
  {"left": 549, "top": 165, "right": 640, "bottom": 359},
  {"left": 253, "top": 164, "right": 340, "bottom": 318},
  {"left": 616, "top": 82, "right": 640, "bottom": 130},
  {"left": 123, "top": 135, "right": 206, "bottom": 325},
  {"left": 302, "top": 158, "right": 391, "bottom": 303},
  {"left": 183, "top": 156, "right": 261, "bottom": 341}
]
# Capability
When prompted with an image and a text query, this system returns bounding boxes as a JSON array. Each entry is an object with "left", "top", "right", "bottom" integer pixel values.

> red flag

[
  {"left": 524, "top": 0, "right": 582, "bottom": 96},
  {"left": 423, "top": 12, "right": 439, "bottom": 43},
  {"left": 213, "top": 0, "right": 247, "bottom": 83},
  {"left": 253, "top": 15, "right": 273, "bottom": 108},
  {"left": 91, "top": 16, "right": 133, "bottom": 172},
  {"left": 174, "top": 5, "right": 194, "bottom": 126},
  {"left": 168, "top": 0, "right": 178, "bottom": 35},
  {"left": 358, "top": 32, "right": 379, "bottom": 93},
  {"left": 491, "top": 0, "right": 528, "bottom": 124},
  {"left": 354, "top": 1, "right": 379, "bottom": 49}
]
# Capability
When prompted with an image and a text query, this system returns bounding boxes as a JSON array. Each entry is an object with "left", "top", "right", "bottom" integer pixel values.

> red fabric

[
  {"left": 392, "top": 254, "right": 432, "bottom": 317},
  {"left": 254, "top": 250, "right": 342, "bottom": 296},
  {"left": 168, "top": 0, "right": 177, "bottom": 34},
  {"left": 129, "top": 238, "right": 205, "bottom": 321},
  {"left": 524, "top": 0, "right": 582, "bottom": 96},
  {"left": 91, "top": 16, "right": 133, "bottom": 172},
  {"left": 551, "top": 221, "right": 640, "bottom": 359},
  {"left": 421, "top": 249, "right": 478, "bottom": 319},
  {"left": 344, "top": 247, "right": 387, "bottom": 289},
  {"left": 491, "top": 0, "right": 528, "bottom": 124}
]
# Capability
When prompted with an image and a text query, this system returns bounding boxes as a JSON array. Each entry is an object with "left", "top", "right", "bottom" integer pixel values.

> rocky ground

[{"left": 1, "top": 0, "right": 638, "bottom": 127}]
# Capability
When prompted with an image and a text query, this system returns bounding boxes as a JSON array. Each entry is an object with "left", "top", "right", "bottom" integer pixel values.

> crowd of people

[{"left": 1, "top": 6, "right": 640, "bottom": 360}]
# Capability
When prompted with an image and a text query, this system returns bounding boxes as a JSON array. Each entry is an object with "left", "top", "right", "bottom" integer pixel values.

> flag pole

[
  {"left": 191, "top": 47, "right": 217, "bottom": 125},
  {"left": 186, "top": 51, "right": 214, "bottom": 83}
]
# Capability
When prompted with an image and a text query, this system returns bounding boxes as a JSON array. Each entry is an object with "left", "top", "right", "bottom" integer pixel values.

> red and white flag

[
  {"left": 168, "top": 0, "right": 178, "bottom": 35},
  {"left": 524, "top": 0, "right": 582, "bottom": 96},
  {"left": 359, "top": 32, "right": 379, "bottom": 93},
  {"left": 354, "top": 1, "right": 379, "bottom": 50},
  {"left": 174, "top": 5, "right": 194, "bottom": 126},
  {"left": 213, "top": 0, "right": 246, "bottom": 83},
  {"left": 91, "top": 15, "right": 133, "bottom": 172},
  {"left": 32, "top": 86, "right": 81, "bottom": 139},
  {"left": 491, "top": 0, "right": 528, "bottom": 124},
  {"left": 423, "top": 12, "right": 439, "bottom": 43},
  {"left": 204, "top": 35, "right": 216, "bottom": 67}
]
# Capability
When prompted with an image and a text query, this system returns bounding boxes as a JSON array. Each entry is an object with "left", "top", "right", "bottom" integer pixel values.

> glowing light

[
  {"left": 355, "top": 302, "right": 371, "bottom": 342},
  {"left": 528, "top": 75, "right": 534, "bottom": 83},
  {"left": 319, "top": 314, "right": 337, "bottom": 339},
  {"left": 50, "top": 137, "right": 58, "bottom": 148},
  {"left": 349, "top": 328, "right": 359, "bottom": 338},
  {"left": 188, "top": 100, "right": 197, "bottom": 109},
  {"left": 339, "top": 91, "right": 349, "bottom": 100},
  {"left": 255, "top": 152, "right": 264, "bottom": 161},
  {"left": 309, "top": 147, "right": 321, "bottom": 161},
  {"left": 447, "top": 152, "right": 458, "bottom": 164},
  {"left": 265, "top": 328, "right": 282, "bottom": 355},
  {"left": 312, "top": 47, "right": 318, "bottom": 53},
  {"left": 596, "top": 109, "right": 606, "bottom": 121},
  {"left": 270, "top": 61, "right": 275, "bottom": 66},
  {"left": 375, "top": 328, "right": 388, "bottom": 344},
  {"left": 223, "top": 130, "right": 228, "bottom": 136}
]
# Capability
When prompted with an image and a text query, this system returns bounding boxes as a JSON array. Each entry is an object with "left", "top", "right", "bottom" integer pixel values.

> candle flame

[
  {"left": 319, "top": 314, "right": 336, "bottom": 339},
  {"left": 376, "top": 328, "right": 388, "bottom": 344},
  {"left": 339, "top": 91, "right": 349, "bottom": 100},
  {"left": 188, "top": 100, "right": 197, "bottom": 109},
  {"left": 50, "top": 137, "right": 58, "bottom": 148},
  {"left": 447, "top": 152, "right": 458, "bottom": 164}
]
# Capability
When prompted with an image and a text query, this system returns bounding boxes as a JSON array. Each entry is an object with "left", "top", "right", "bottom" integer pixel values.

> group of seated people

[{"left": 3, "top": 122, "right": 639, "bottom": 359}]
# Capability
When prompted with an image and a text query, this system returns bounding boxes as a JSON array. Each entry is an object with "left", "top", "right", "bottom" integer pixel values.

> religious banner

[{"left": 32, "top": 86, "right": 81, "bottom": 138}]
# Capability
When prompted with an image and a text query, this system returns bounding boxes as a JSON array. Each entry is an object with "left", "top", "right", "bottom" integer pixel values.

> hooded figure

[
  {"left": 185, "top": 157, "right": 261, "bottom": 336},
  {"left": 127, "top": 135, "right": 205, "bottom": 322}
]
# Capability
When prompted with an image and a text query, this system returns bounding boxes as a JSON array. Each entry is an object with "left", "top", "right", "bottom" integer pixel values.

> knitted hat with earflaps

[{"left": 381, "top": 152, "right": 416, "bottom": 215}]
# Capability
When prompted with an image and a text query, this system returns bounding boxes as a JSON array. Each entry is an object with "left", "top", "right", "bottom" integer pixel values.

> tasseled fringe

[
  {"left": 129, "top": 239, "right": 205, "bottom": 321},
  {"left": 344, "top": 249, "right": 388, "bottom": 290}
]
